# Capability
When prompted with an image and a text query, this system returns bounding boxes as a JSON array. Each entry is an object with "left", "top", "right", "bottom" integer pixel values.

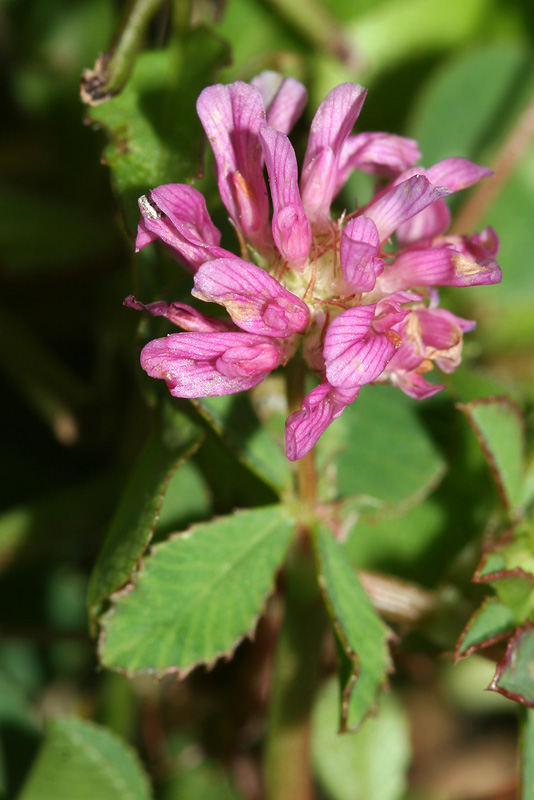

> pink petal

[
  {"left": 324, "top": 305, "right": 399, "bottom": 390},
  {"left": 196, "top": 82, "right": 271, "bottom": 250},
  {"left": 395, "top": 198, "right": 451, "bottom": 245},
  {"left": 135, "top": 185, "right": 230, "bottom": 271},
  {"left": 141, "top": 332, "right": 285, "bottom": 397},
  {"left": 390, "top": 371, "right": 444, "bottom": 400},
  {"left": 285, "top": 380, "right": 358, "bottom": 460},
  {"left": 426, "top": 157, "right": 492, "bottom": 193},
  {"left": 123, "top": 296, "right": 233, "bottom": 332},
  {"left": 362, "top": 175, "right": 451, "bottom": 243},
  {"left": 251, "top": 71, "right": 307, "bottom": 134},
  {"left": 380, "top": 245, "right": 502, "bottom": 291},
  {"left": 192, "top": 257, "right": 309, "bottom": 337},
  {"left": 301, "top": 83, "right": 367, "bottom": 224},
  {"left": 260, "top": 127, "right": 311, "bottom": 266},
  {"left": 334, "top": 132, "right": 421, "bottom": 194},
  {"left": 340, "top": 216, "right": 383, "bottom": 292}
]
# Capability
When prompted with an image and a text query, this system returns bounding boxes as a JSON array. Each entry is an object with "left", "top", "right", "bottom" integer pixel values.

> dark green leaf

[
  {"left": 456, "top": 597, "right": 516, "bottom": 659},
  {"left": 194, "top": 394, "right": 292, "bottom": 493},
  {"left": 90, "top": 28, "right": 230, "bottom": 232},
  {"left": 319, "top": 384, "right": 445, "bottom": 509},
  {"left": 491, "top": 625, "right": 534, "bottom": 706},
  {"left": 314, "top": 524, "right": 391, "bottom": 731},
  {"left": 459, "top": 398, "right": 526, "bottom": 513},
  {"left": 100, "top": 505, "right": 295, "bottom": 675},
  {"left": 17, "top": 716, "right": 151, "bottom": 800},
  {"left": 88, "top": 405, "right": 203, "bottom": 612}
]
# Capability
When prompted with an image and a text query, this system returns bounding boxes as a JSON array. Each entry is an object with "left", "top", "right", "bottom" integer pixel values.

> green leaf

[
  {"left": 314, "top": 525, "right": 391, "bottom": 731},
  {"left": 312, "top": 678, "right": 410, "bottom": 800},
  {"left": 522, "top": 709, "right": 534, "bottom": 799},
  {"left": 18, "top": 716, "right": 151, "bottom": 800},
  {"left": 459, "top": 397, "right": 526, "bottom": 513},
  {"left": 88, "top": 405, "right": 203, "bottom": 612},
  {"left": 491, "top": 625, "right": 534, "bottom": 706},
  {"left": 456, "top": 597, "right": 516, "bottom": 659},
  {"left": 319, "top": 384, "right": 445, "bottom": 509},
  {"left": 194, "top": 394, "right": 292, "bottom": 493},
  {"left": 160, "top": 759, "right": 243, "bottom": 800},
  {"left": 100, "top": 505, "right": 295, "bottom": 675},
  {"left": 90, "top": 29, "right": 229, "bottom": 232}
]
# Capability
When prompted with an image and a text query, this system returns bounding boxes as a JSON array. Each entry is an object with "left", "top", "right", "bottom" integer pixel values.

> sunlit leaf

[
  {"left": 18, "top": 716, "right": 151, "bottom": 800},
  {"left": 314, "top": 524, "right": 391, "bottom": 731},
  {"left": 100, "top": 505, "right": 295, "bottom": 675}
]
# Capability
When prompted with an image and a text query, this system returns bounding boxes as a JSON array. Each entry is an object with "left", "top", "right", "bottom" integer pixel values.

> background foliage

[{"left": 1, "top": 0, "right": 534, "bottom": 797}]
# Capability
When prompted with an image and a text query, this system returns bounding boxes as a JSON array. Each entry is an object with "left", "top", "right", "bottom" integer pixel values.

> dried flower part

[{"left": 129, "top": 75, "right": 501, "bottom": 460}]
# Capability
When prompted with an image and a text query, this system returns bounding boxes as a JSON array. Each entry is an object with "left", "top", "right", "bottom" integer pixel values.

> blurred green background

[{"left": 1, "top": 0, "right": 533, "bottom": 797}]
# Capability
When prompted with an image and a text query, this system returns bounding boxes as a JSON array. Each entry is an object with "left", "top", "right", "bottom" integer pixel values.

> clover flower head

[{"left": 127, "top": 72, "right": 501, "bottom": 461}]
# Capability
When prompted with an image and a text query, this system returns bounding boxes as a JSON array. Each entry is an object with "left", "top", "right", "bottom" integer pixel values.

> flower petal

[
  {"left": 340, "top": 216, "right": 383, "bottom": 292},
  {"left": 251, "top": 71, "right": 307, "bottom": 134},
  {"left": 192, "top": 257, "right": 309, "bottom": 337},
  {"left": 324, "top": 305, "right": 400, "bottom": 390},
  {"left": 135, "top": 184, "right": 229, "bottom": 271},
  {"left": 301, "top": 83, "right": 367, "bottom": 224},
  {"left": 362, "top": 175, "right": 451, "bottom": 243},
  {"left": 260, "top": 127, "right": 311, "bottom": 266},
  {"left": 334, "top": 131, "right": 421, "bottom": 194},
  {"left": 123, "top": 296, "right": 233, "bottom": 332},
  {"left": 196, "top": 82, "right": 271, "bottom": 250},
  {"left": 141, "top": 332, "right": 285, "bottom": 397},
  {"left": 426, "top": 157, "right": 492, "bottom": 193},
  {"left": 285, "top": 380, "right": 357, "bottom": 460}
]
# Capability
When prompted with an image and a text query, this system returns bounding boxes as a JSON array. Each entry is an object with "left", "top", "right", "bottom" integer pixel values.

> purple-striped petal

[
  {"left": 141, "top": 332, "right": 286, "bottom": 397},
  {"left": 334, "top": 132, "right": 421, "bottom": 194},
  {"left": 426, "top": 157, "right": 492, "bottom": 193},
  {"left": 260, "top": 127, "right": 311, "bottom": 266},
  {"left": 301, "top": 83, "right": 367, "bottom": 224},
  {"left": 340, "top": 216, "right": 383, "bottom": 292},
  {"left": 362, "top": 175, "right": 451, "bottom": 243},
  {"left": 251, "top": 71, "right": 307, "bottom": 134},
  {"left": 193, "top": 257, "right": 309, "bottom": 337},
  {"left": 390, "top": 371, "right": 444, "bottom": 400},
  {"left": 124, "top": 296, "right": 233, "bottom": 332},
  {"left": 135, "top": 184, "right": 230, "bottom": 271},
  {"left": 378, "top": 245, "right": 502, "bottom": 291},
  {"left": 324, "top": 305, "right": 400, "bottom": 390},
  {"left": 196, "top": 82, "right": 271, "bottom": 250},
  {"left": 285, "top": 380, "right": 357, "bottom": 460}
]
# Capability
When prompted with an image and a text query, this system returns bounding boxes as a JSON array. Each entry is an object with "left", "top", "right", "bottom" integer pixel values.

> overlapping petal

[
  {"left": 124, "top": 296, "right": 233, "bottom": 332},
  {"left": 285, "top": 380, "right": 358, "bottom": 461},
  {"left": 141, "top": 332, "right": 286, "bottom": 397},
  {"left": 135, "top": 184, "right": 231, "bottom": 271},
  {"left": 301, "top": 83, "right": 367, "bottom": 224},
  {"left": 334, "top": 132, "right": 421, "bottom": 195},
  {"left": 260, "top": 127, "right": 311, "bottom": 267},
  {"left": 340, "top": 216, "right": 383, "bottom": 292},
  {"left": 251, "top": 71, "right": 307, "bottom": 134},
  {"left": 192, "top": 257, "right": 309, "bottom": 337},
  {"left": 196, "top": 82, "right": 271, "bottom": 250}
]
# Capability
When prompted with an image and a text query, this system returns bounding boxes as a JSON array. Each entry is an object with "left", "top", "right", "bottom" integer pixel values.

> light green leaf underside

[
  {"left": 88, "top": 405, "right": 203, "bottom": 611},
  {"left": 18, "top": 716, "right": 151, "bottom": 800},
  {"left": 314, "top": 525, "right": 391, "bottom": 731},
  {"left": 312, "top": 678, "right": 410, "bottom": 800},
  {"left": 194, "top": 394, "right": 291, "bottom": 492},
  {"left": 492, "top": 627, "right": 534, "bottom": 706},
  {"left": 100, "top": 505, "right": 295, "bottom": 675}
]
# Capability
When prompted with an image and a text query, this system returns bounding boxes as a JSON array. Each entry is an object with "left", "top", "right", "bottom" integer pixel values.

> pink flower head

[{"left": 129, "top": 76, "right": 501, "bottom": 461}]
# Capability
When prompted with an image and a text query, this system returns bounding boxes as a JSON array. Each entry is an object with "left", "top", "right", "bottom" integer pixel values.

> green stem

[
  {"left": 81, "top": 0, "right": 165, "bottom": 105},
  {"left": 264, "top": 357, "right": 323, "bottom": 800},
  {"left": 522, "top": 708, "right": 534, "bottom": 799}
]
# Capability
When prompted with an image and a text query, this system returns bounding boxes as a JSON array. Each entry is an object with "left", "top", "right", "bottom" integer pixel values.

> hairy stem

[
  {"left": 264, "top": 357, "right": 322, "bottom": 800},
  {"left": 81, "top": 0, "right": 165, "bottom": 105}
]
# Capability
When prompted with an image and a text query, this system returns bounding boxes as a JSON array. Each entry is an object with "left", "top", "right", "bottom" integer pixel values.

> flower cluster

[{"left": 127, "top": 73, "right": 501, "bottom": 460}]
